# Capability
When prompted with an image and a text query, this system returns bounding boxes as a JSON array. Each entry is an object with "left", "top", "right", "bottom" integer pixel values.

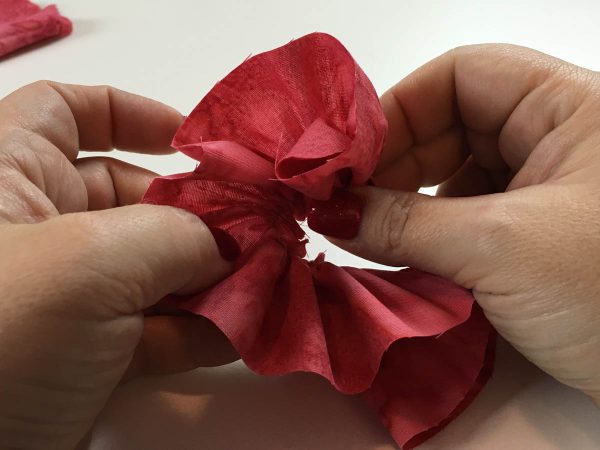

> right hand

[{"left": 333, "top": 44, "right": 600, "bottom": 406}]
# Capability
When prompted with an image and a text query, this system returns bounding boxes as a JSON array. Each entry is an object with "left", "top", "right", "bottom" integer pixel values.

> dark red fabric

[
  {"left": 143, "top": 33, "right": 496, "bottom": 449},
  {"left": 0, "top": 0, "right": 71, "bottom": 58}
]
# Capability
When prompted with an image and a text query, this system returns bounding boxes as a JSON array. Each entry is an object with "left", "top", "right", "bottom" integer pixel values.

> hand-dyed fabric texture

[
  {"left": 143, "top": 33, "right": 496, "bottom": 449},
  {"left": 0, "top": 0, "right": 71, "bottom": 58}
]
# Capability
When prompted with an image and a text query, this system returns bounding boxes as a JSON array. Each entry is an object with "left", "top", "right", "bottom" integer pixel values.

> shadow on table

[
  {"left": 0, "top": 18, "right": 97, "bottom": 63},
  {"left": 90, "top": 339, "right": 600, "bottom": 450},
  {"left": 91, "top": 361, "right": 396, "bottom": 450},
  {"left": 420, "top": 339, "right": 600, "bottom": 449}
]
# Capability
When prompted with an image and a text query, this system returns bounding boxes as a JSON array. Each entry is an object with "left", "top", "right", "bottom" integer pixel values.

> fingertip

[
  {"left": 44, "top": 82, "right": 185, "bottom": 154},
  {"left": 75, "top": 157, "right": 158, "bottom": 210},
  {"left": 152, "top": 205, "right": 233, "bottom": 295},
  {"left": 109, "top": 90, "right": 185, "bottom": 154},
  {"left": 306, "top": 189, "right": 363, "bottom": 240},
  {"left": 327, "top": 186, "right": 436, "bottom": 269}
]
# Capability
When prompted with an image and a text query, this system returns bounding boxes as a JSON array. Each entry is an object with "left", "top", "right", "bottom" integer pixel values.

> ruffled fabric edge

[{"left": 143, "top": 176, "right": 496, "bottom": 448}]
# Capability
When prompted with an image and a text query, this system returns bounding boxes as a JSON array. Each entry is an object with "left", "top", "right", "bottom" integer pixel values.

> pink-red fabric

[
  {"left": 143, "top": 33, "right": 496, "bottom": 449},
  {"left": 0, "top": 0, "right": 71, "bottom": 58}
]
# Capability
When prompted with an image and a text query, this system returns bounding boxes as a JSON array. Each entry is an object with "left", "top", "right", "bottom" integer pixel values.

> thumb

[
  {"left": 44, "top": 203, "right": 230, "bottom": 314},
  {"left": 330, "top": 186, "right": 508, "bottom": 285}
]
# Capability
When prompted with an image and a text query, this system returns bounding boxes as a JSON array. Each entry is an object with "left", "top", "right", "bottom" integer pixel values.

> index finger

[
  {"left": 0, "top": 81, "right": 183, "bottom": 161},
  {"left": 373, "top": 44, "right": 587, "bottom": 191}
]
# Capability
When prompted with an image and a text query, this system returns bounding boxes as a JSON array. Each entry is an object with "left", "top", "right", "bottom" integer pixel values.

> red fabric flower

[
  {"left": 0, "top": 0, "right": 71, "bottom": 58},
  {"left": 143, "top": 33, "right": 496, "bottom": 449},
  {"left": 173, "top": 33, "right": 386, "bottom": 201}
]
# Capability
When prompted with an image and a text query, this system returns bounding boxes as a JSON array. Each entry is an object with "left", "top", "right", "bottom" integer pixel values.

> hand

[
  {"left": 0, "top": 81, "right": 238, "bottom": 449},
  {"left": 334, "top": 45, "right": 600, "bottom": 406}
]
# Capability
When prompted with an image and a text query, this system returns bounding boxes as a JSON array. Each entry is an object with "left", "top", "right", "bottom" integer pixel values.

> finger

[
  {"left": 330, "top": 186, "right": 516, "bottom": 287},
  {"left": 373, "top": 124, "right": 467, "bottom": 191},
  {"left": 0, "top": 80, "right": 183, "bottom": 161},
  {"left": 374, "top": 44, "right": 589, "bottom": 190},
  {"left": 123, "top": 315, "right": 239, "bottom": 381},
  {"left": 74, "top": 157, "right": 157, "bottom": 210},
  {"left": 39, "top": 204, "right": 231, "bottom": 314}
]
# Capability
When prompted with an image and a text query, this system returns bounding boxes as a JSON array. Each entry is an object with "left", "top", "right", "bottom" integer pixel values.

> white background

[{"left": 3, "top": 1, "right": 600, "bottom": 448}]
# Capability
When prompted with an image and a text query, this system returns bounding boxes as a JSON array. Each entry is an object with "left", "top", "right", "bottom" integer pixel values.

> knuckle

[
  {"left": 21, "top": 79, "right": 52, "bottom": 93},
  {"left": 95, "top": 84, "right": 113, "bottom": 93},
  {"left": 379, "top": 193, "right": 417, "bottom": 257},
  {"left": 13, "top": 80, "right": 56, "bottom": 104},
  {"left": 453, "top": 43, "right": 531, "bottom": 62}
]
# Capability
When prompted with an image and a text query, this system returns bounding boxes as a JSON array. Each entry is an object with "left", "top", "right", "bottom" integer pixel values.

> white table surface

[{"left": 3, "top": 0, "right": 600, "bottom": 448}]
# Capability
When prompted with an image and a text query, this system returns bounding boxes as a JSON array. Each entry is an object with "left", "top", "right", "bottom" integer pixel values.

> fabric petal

[
  {"left": 363, "top": 305, "right": 495, "bottom": 449},
  {"left": 172, "top": 32, "right": 387, "bottom": 200}
]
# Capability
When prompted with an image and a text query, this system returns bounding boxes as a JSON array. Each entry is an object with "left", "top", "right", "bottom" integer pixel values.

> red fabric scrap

[
  {"left": 0, "top": 0, "right": 71, "bottom": 58},
  {"left": 143, "top": 33, "right": 496, "bottom": 449}
]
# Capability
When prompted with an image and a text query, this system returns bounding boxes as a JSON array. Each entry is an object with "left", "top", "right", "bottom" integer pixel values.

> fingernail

[
  {"left": 209, "top": 227, "right": 241, "bottom": 261},
  {"left": 306, "top": 190, "right": 363, "bottom": 240}
]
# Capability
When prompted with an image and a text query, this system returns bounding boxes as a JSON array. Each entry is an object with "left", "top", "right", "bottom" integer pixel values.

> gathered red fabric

[
  {"left": 0, "top": 0, "right": 71, "bottom": 58},
  {"left": 143, "top": 32, "right": 496, "bottom": 449}
]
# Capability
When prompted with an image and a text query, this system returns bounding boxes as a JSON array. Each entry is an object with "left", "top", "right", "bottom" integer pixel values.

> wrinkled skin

[
  {"left": 0, "top": 81, "right": 238, "bottom": 449},
  {"left": 335, "top": 44, "right": 600, "bottom": 407}
]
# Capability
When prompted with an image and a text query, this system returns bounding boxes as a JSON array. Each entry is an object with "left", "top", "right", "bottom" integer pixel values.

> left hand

[{"left": 0, "top": 81, "right": 238, "bottom": 449}]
